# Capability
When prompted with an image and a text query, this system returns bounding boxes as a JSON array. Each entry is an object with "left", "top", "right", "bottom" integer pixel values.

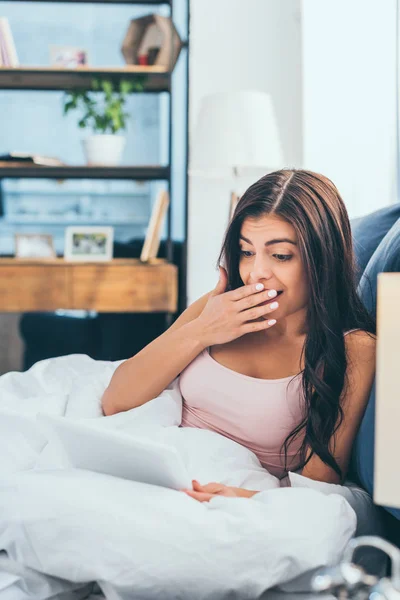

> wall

[
  {"left": 188, "top": 0, "right": 303, "bottom": 304},
  {"left": 301, "top": 0, "right": 398, "bottom": 218},
  {"left": 188, "top": 0, "right": 398, "bottom": 305}
]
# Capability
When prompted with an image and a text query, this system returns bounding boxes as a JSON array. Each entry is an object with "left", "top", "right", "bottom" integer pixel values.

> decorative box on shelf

[{"left": 121, "top": 15, "right": 182, "bottom": 71}]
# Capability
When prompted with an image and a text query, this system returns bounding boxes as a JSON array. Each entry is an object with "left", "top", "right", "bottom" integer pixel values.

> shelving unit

[{"left": 0, "top": 0, "right": 189, "bottom": 317}]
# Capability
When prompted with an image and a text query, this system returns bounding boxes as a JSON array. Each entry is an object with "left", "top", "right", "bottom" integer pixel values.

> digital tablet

[{"left": 37, "top": 414, "right": 192, "bottom": 491}]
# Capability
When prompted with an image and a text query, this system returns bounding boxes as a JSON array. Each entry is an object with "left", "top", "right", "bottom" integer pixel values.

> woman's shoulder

[
  {"left": 344, "top": 329, "right": 376, "bottom": 363},
  {"left": 343, "top": 328, "right": 376, "bottom": 342},
  {"left": 341, "top": 329, "right": 376, "bottom": 413}
]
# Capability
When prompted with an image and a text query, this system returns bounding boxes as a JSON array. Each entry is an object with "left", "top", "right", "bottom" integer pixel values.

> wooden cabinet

[
  {"left": 0, "top": 261, "right": 69, "bottom": 311},
  {"left": 0, "top": 258, "right": 177, "bottom": 312}
]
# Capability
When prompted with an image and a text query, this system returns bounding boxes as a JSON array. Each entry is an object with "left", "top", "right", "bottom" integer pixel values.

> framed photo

[
  {"left": 140, "top": 190, "right": 170, "bottom": 262},
  {"left": 49, "top": 45, "right": 88, "bottom": 68},
  {"left": 14, "top": 233, "right": 56, "bottom": 259},
  {"left": 64, "top": 226, "right": 113, "bottom": 262}
]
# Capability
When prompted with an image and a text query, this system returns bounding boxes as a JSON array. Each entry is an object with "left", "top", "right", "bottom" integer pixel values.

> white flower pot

[{"left": 82, "top": 134, "right": 126, "bottom": 166}]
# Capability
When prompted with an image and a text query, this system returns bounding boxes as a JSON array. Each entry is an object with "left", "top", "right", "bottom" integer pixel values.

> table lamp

[{"left": 190, "top": 90, "right": 284, "bottom": 219}]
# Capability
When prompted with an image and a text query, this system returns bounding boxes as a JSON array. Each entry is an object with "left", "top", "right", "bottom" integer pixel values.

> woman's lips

[{"left": 258, "top": 291, "right": 283, "bottom": 307}]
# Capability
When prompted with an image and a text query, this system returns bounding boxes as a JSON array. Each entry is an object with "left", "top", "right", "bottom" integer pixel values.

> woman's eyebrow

[{"left": 239, "top": 235, "right": 297, "bottom": 246}]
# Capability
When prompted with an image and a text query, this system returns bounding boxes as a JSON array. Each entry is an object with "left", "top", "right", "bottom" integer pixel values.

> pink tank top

[{"left": 179, "top": 331, "right": 358, "bottom": 479}]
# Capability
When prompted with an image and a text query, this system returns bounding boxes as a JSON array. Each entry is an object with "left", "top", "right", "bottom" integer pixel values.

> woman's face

[{"left": 238, "top": 215, "right": 309, "bottom": 325}]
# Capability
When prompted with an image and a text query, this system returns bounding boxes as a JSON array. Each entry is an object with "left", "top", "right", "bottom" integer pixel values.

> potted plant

[{"left": 63, "top": 77, "right": 144, "bottom": 166}]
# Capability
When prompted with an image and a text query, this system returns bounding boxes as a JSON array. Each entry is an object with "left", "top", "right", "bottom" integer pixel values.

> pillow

[
  {"left": 353, "top": 217, "right": 400, "bottom": 522},
  {"left": 351, "top": 203, "right": 400, "bottom": 284},
  {"left": 287, "top": 472, "right": 384, "bottom": 538},
  {"left": 279, "top": 474, "right": 387, "bottom": 585},
  {"left": 357, "top": 216, "right": 400, "bottom": 315}
]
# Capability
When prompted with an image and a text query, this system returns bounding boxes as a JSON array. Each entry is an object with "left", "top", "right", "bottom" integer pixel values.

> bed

[{"left": 0, "top": 354, "right": 383, "bottom": 599}]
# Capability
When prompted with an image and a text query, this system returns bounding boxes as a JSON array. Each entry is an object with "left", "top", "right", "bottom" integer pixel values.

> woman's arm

[
  {"left": 301, "top": 330, "right": 376, "bottom": 484},
  {"left": 102, "top": 271, "right": 280, "bottom": 416},
  {"left": 101, "top": 292, "right": 211, "bottom": 416}
]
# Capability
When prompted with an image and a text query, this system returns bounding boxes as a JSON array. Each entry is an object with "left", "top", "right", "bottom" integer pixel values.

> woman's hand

[
  {"left": 182, "top": 480, "right": 258, "bottom": 502},
  {"left": 192, "top": 266, "right": 279, "bottom": 347}
]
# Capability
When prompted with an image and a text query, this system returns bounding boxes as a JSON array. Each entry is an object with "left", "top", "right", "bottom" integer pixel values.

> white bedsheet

[{"left": 0, "top": 354, "right": 380, "bottom": 599}]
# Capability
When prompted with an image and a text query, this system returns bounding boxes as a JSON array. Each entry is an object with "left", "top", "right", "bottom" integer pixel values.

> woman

[{"left": 102, "top": 169, "right": 376, "bottom": 503}]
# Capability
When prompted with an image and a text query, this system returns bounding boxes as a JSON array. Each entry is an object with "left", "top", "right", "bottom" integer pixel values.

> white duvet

[{"left": 0, "top": 354, "right": 381, "bottom": 600}]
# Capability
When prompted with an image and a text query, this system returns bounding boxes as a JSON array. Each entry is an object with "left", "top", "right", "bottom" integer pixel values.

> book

[
  {"left": 0, "top": 32, "right": 6, "bottom": 66},
  {"left": 0, "top": 153, "right": 64, "bottom": 167},
  {"left": 0, "top": 17, "right": 19, "bottom": 67},
  {"left": 140, "top": 190, "right": 170, "bottom": 262}
]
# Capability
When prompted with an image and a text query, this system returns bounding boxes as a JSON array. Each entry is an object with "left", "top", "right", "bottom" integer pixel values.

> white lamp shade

[{"left": 190, "top": 90, "right": 284, "bottom": 176}]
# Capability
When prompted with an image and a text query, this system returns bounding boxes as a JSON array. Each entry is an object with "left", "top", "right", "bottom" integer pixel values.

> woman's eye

[
  {"left": 239, "top": 250, "right": 292, "bottom": 261},
  {"left": 274, "top": 254, "right": 292, "bottom": 262}
]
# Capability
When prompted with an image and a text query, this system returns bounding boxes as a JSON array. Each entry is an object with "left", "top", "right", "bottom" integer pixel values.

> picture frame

[
  {"left": 49, "top": 45, "right": 88, "bottom": 69},
  {"left": 140, "top": 190, "right": 170, "bottom": 262},
  {"left": 14, "top": 233, "right": 56, "bottom": 259},
  {"left": 64, "top": 226, "right": 114, "bottom": 262}
]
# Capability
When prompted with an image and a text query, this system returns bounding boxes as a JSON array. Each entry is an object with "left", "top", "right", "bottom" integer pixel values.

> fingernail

[
  {"left": 268, "top": 319, "right": 277, "bottom": 326},
  {"left": 268, "top": 289, "right": 277, "bottom": 298},
  {"left": 255, "top": 283, "right": 264, "bottom": 291},
  {"left": 269, "top": 301, "right": 279, "bottom": 309}
]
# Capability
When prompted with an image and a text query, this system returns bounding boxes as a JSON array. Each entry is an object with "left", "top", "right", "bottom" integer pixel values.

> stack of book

[
  {"left": 0, "top": 153, "right": 64, "bottom": 166},
  {"left": 0, "top": 17, "right": 19, "bottom": 67}
]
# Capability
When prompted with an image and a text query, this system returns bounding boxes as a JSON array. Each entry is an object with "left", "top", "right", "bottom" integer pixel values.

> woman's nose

[{"left": 249, "top": 266, "right": 273, "bottom": 284}]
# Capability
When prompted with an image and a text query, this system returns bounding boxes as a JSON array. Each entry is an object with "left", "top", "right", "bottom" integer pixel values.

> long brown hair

[{"left": 218, "top": 169, "right": 375, "bottom": 477}]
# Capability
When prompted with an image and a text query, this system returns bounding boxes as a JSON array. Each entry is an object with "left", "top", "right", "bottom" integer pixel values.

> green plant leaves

[{"left": 62, "top": 77, "right": 145, "bottom": 134}]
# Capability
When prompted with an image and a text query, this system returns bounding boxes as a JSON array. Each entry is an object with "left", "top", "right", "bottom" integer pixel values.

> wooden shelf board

[
  {"left": 0, "top": 258, "right": 178, "bottom": 312},
  {"left": 0, "top": 257, "right": 169, "bottom": 266},
  {"left": 0, "top": 164, "right": 170, "bottom": 180},
  {"left": 16, "top": 0, "right": 170, "bottom": 3},
  {"left": 1, "top": 65, "right": 168, "bottom": 74},
  {"left": 0, "top": 66, "right": 170, "bottom": 92}
]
